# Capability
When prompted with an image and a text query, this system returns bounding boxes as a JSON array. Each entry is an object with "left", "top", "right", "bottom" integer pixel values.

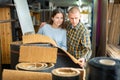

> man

[{"left": 66, "top": 6, "right": 92, "bottom": 67}]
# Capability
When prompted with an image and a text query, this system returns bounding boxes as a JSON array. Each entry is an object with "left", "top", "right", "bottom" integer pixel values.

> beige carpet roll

[
  {"left": 52, "top": 67, "right": 80, "bottom": 80},
  {"left": 2, "top": 69, "right": 52, "bottom": 80},
  {"left": 19, "top": 46, "right": 57, "bottom": 63},
  {"left": 22, "top": 34, "right": 57, "bottom": 46}
]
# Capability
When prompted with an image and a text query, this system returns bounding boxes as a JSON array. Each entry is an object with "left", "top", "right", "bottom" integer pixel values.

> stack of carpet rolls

[
  {"left": 15, "top": 34, "right": 80, "bottom": 72},
  {"left": 10, "top": 34, "right": 85, "bottom": 80},
  {"left": 16, "top": 44, "right": 57, "bottom": 72},
  {"left": 15, "top": 34, "right": 58, "bottom": 72}
]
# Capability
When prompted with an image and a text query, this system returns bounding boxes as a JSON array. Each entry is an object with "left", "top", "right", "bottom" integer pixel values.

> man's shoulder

[
  {"left": 64, "top": 21, "right": 71, "bottom": 29},
  {"left": 80, "top": 23, "right": 88, "bottom": 30}
]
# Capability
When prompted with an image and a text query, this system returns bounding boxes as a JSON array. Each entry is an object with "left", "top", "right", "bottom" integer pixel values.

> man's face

[{"left": 68, "top": 12, "right": 80, "bottom": 27}]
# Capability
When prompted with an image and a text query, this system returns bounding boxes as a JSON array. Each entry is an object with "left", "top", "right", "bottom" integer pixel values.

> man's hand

[
  {"left": 78, "top": 58, "right": 86, "bottom": 68},
  {"left": 39, "top": 22, "right": 46, "bottom": 28}
]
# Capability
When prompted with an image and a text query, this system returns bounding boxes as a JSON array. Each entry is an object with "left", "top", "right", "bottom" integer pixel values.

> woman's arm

[{"left": 61, "top": 30, "right": 67, "bottom": 50}]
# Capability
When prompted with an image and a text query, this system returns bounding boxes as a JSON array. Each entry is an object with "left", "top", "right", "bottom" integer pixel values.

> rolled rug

[
  {"left": 2, "top": 69, "right": 52, "bottom": 80},
  {"left": 15, "top": 62, "right": 46, "bottom": 71},
  {"left": 39, "top": 63, "right": 55, "bottom": 72},
  {"left": 52, "top": 67, "right": 80, "bottom": 80},
  {"left": 87, "top": 57, "right": 120, "bottom": 80},
  {"left": 16, "top": 63, "right": 54, "bottom": 72}
]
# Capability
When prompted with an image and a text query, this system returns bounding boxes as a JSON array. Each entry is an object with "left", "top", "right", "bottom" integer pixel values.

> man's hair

[{"left": 68, "top": 6, "right": 80, "bottom": 14}]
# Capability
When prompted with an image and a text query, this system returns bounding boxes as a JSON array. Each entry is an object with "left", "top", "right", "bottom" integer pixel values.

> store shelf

[{"left": 0, "top": 19, "right": 17, "bottom": 23}]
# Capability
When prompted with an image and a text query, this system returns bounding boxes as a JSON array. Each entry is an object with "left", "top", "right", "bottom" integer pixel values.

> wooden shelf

[
  {"left": 0, "top": 19, "right": 17, "bottom": 23},
  {"left": 0, "top": 4, "right": 15, "bottom": 7},
  {"left": 30, "top": 10, "right": 40, "bottom": 32},
  {"left": 0, "top": 7, "right": 12, "bottom": 64}
]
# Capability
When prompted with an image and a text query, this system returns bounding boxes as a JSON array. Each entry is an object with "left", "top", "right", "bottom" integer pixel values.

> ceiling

[
  {"left": 27, "top": 0, "right": 92, "bottom": 8},
  {"left": 50, "top": 0, "right": 80, "bottom": 6}
]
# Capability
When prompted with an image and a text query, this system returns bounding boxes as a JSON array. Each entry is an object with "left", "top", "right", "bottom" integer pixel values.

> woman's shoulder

[
  {"left": 43, "top": 24, "right": 51, "bottom": 27},
  {"left": 41, "top": 24, "right": 51, "bottom": 29}
]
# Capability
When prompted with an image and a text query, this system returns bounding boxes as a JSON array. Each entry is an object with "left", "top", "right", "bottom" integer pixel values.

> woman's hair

[{"left": 48, "top": 8, "right": 65, "bottom": 29}]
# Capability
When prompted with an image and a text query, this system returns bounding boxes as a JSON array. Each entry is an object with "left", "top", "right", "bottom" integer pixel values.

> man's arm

[
  {"left": 80, "top": 28, "right": 92, "bottom": 61},
  {"left": 78, "top": 27, "right": 92, "bottom": 68},
  {"left": 39, "top": 22, "right": 47, "bottom": 28}
]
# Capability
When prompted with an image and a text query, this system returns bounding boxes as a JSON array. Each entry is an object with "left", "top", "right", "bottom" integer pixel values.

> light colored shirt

[{"left": 37, "top": 24, "right": 67, "bottom": 50}]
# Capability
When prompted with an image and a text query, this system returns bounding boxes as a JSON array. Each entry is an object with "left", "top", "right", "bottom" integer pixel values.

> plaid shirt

[{"left": 66, "top": 21, "right": 92, "bottom": 61}]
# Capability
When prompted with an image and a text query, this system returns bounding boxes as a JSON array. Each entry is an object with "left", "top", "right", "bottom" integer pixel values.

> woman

[{"left": 37, "top": 8, "right": 67, "bottom": 50}]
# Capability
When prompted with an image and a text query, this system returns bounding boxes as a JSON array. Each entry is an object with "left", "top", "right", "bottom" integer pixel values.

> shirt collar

[{"left": 70, "top": 21, "right": 82, "bottom": 30}]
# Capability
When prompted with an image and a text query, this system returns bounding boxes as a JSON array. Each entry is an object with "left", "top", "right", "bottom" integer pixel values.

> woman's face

[{"left": 52, "top": 13, "right": 63, "bottom": 28}]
